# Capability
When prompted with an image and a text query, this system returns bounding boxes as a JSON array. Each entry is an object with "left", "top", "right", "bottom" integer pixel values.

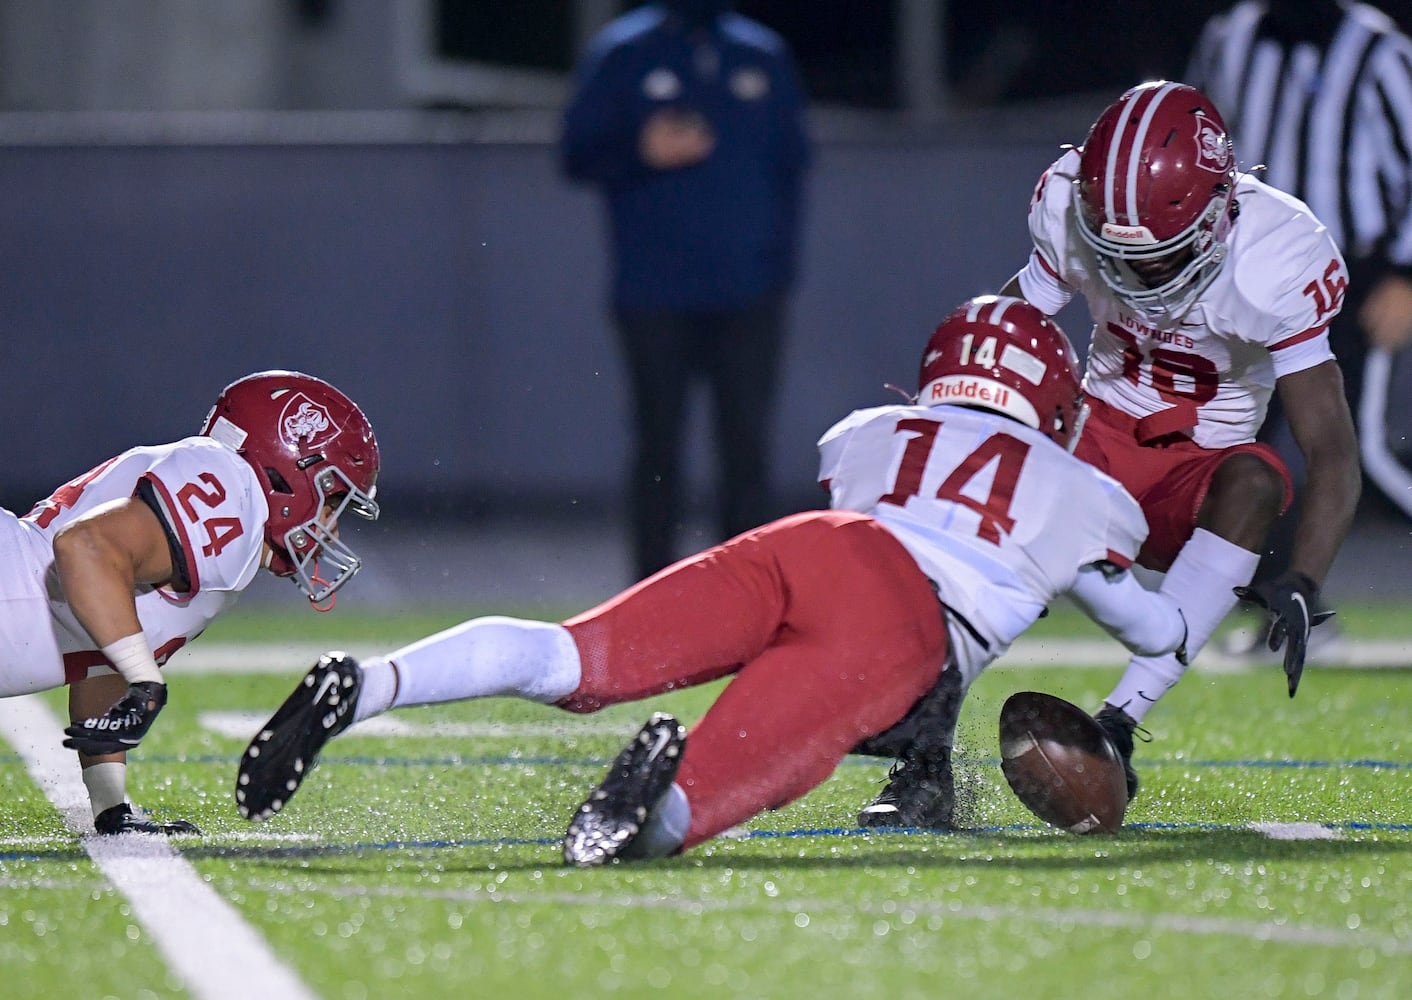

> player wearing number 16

[
  {"left": 859, "top": 84, "right": 1359, "bottom": 833},
  {"left": 995, "top": 81, "right": 1358, "bottom": 791},
  {"left": 0, "top": 370, "right": 379, "bottom": 836}
]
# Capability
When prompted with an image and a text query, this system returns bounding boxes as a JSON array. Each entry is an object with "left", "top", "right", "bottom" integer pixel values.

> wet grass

[{"left": 3, "top": 607, "right": 1412, "bottom": 998}]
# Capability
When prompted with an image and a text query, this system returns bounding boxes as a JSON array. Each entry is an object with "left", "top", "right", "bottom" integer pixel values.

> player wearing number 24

[
  {"left": 0, "top": 371, "right": 379, "bottom": 836},
  {"left": 234, "top": 297, "right": 1187, "bottom": 865},
  {"left": 861, "top": 81, "right": 1361, "bottom": 830}
]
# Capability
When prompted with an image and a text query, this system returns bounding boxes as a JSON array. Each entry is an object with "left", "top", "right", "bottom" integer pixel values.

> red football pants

[
  {"left": 561, "top": 510, "right": 948, "bottom": 848},
  {"left": 1076, "top": 398, "right": 1292, "bottom": 571}
]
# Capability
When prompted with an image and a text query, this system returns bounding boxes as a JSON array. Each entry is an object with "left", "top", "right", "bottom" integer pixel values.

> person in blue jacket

[{"left": 560, "top": 0, "right": 812, "bottom": 581}]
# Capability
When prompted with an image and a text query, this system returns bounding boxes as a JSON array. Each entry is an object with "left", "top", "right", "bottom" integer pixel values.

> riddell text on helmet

[
  {"left": 922, "top": 375, "right": 1041, "bottom": 428},
  {"left": 927, "top": 377, "right": 1010, "bottom": 406}
]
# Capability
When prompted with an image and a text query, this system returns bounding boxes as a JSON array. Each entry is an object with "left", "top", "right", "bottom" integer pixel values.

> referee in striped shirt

[{"left": 1189, "top": 1, "right": 1412, "bottom": 651}]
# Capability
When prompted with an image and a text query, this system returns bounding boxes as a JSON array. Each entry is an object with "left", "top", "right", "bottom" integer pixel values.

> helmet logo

[
  {"left": 279, "top": 394, "right": 342, "bottom": 450},
  {"left": 1194, "top": 115, "right": 1232, "bottom": 173}
]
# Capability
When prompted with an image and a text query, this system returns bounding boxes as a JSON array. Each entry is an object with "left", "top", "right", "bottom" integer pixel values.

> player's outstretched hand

[
  {"left": 63, "top": 681, "right": 168, "bottom": 755},
  {"left": 94, "top": 803, "right": 201, "bottom": 836},
  {"left": 1233, "top": 572, "right": 1336, "bottom": 698}
]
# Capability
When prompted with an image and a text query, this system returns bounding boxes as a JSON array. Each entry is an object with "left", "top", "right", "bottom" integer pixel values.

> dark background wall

[{"left": 0, "top": 129, "right": 1099, "bottom": 527}]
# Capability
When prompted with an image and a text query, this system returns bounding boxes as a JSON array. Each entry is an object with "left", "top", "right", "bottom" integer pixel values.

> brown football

[{"left": 998, "top": 691, "right": 1128, "bottom": 834}]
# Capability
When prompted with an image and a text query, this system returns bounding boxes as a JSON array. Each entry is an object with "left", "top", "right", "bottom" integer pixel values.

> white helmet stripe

[
  {"left": 1124, "top": 82, "right": 1182, "bottom": 224},
  {"left": 1105, "top": 81, "right": 1182, "bottom": 225},
  {"left": 967, "top": 296, "right": 1015, "bottom": 325},
  {"left": 1103, "top": 92, "right": 1139, "bottom": 224}
]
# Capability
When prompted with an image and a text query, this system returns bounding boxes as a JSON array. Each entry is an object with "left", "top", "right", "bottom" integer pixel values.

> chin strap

[{"left": 307, "top": 559, "right": 337, "bottom": 613}]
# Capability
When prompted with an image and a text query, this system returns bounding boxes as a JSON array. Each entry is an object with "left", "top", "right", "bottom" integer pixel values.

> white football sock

[
  {"left": 81, "top": 761, "right": 128, "bottom": 818},
  {"left": 352, "top": 656, "right": 398, "bottom": 724},
  {"left": 363, "top": 616, "right": 583, "bottom": 714},
  {"left": 631, "top": 783, "right": 691, "bottom": 859},
  {"left": 1106, "top": 528, "right": 1258, "bottom": 723}
]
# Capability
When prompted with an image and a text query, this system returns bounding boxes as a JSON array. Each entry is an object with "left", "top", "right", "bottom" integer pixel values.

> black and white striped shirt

[{"left": 1188, "top": 2, "right": 1412, "bottom": 267}]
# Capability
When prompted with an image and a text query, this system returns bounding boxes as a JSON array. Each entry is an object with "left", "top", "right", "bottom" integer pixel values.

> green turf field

[{"left": 3, "top": 605, "right": 1411, "bottom": 999}]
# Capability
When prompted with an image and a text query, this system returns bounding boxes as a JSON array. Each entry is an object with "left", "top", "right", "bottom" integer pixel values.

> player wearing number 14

[
  {"left": 0, "top": 370, "right": 379, "bottom": 835},
  {"left": 235, "top": 298, "right": 1187, "bottom": 864}
]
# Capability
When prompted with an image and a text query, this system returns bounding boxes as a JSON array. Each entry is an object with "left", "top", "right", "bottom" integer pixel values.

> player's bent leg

[
  {"left": 1197, "top": 450, "right": 1289, "bottom": 550},
  {"left": 670, "top": 518, "right": 946, "bottom": 847},
  {"left": 558, "top": 512, "right": 841, "bottom": 713},
  {"left": 564, "top": 713, "right": 687, "bottom": 867},
  {"left": 675, "top": 636, "right": 942, "bottom": 847},
  {"left": 856, "top": 664, "right": 963, "bottom": 829},
  {"left": 561, "top": 512, "right": 944, "bottom": 851},
  {"left": 236, "top": 651, "right": 362, "bottom": 821}
]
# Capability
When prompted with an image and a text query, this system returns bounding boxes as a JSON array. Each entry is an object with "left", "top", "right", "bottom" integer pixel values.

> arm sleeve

[
  {"left": 1015, "top": 250, "right": 1074, "bottom": 316},
  {"left": 1253, "top": 221, "right": 1344, "bottom": 376},
  {"left": 1067, "top": 564, "right": 1187, "bottom": 657},
  {"left": 1016, "top": 156, "right": 1079, "bottom": 315}
]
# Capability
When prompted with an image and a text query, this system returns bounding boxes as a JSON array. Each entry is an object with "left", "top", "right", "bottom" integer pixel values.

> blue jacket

[{"left": 560, "top": 5, "right": 812, "bottom": 312}]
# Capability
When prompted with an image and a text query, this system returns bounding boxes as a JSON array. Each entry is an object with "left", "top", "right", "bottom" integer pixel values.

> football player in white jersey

[
  {"left": 0, "top": 371, "right": 380, "bottom": 835},
  {"left": 234, "top": 297, "right": 1187, "bottom": 863},
  {"left": 863, "top": 81, "right": 1361, "bottom": 827}
]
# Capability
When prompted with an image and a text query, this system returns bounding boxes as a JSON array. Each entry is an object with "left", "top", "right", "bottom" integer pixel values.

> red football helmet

[
  {"left": 200, "top": 370, "right": 380, "bottom": 604},
  {"left": 918, "top": 296, "right": 1086, "bottom": 450},
  {"left": 1073, "top": 80, "right": 1238, "bottom": 317}
]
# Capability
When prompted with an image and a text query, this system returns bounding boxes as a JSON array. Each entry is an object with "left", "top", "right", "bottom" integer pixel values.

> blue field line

[{"left": 8, "top": 818, "right": 1412, "bottom": 863}]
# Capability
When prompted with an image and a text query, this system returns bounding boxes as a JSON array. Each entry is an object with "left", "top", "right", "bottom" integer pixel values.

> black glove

[
  {"left": 63, "top": 681, "right": 168, "bottom": 755},
  {"left": 1174, "top": 609, "right": 1190, "bottom": 667},
  {"left": 94, "top": 803, "right": 201, "bottom": 837},
  {"left": 1232, "top": 572, "right": 1336, "bottom": 698}
]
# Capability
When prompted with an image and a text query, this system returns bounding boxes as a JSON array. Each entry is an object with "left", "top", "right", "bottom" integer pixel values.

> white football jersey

[
  {"left": 1019, "top": 148, "right": 1346, "bottom": 448},
  {"left": 818, "top": 403, "right": 1148, "bottom": 662},
  {"left": 0, "top": 437, "right": 267, "bottom": 695}
]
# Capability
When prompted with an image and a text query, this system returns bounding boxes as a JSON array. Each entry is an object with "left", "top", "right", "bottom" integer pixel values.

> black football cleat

[
  {"left": 564, "top": 713, "right": 686, "bottom": 867},
  {"left": 1094, "top": 704, "right": 1142, "bottom": 803},
  {"left": 857, "top": 745, "right": 955, "bottom": 830},
  {"left": 236, "top": 652, "right": 362, "bottom": 822},
  {"left": 94, "top": 803, "right": 201, "bottom": 837}
]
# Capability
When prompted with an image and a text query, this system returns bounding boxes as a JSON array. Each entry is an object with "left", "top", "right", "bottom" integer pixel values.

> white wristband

[{"left": 102, "top": 634, "right": 163, "bottom": 686}]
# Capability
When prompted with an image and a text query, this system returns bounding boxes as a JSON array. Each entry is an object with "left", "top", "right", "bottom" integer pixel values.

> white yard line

[
  {"left": 272, "top": 880, "right": 1411, "bottom": 955},
  {"left": 165, "top": 639, "right": 1412, "bottom": 675},
  {"left": 995, "top": 638, "right": 1412, "bottom": 670},
  {"left": 1251, "top": 821, "right": 1342, "bottom": 841},
  {"left": 164, "top": 643, "right": 380, "bottom": 674},
  {"left": 0, "top": 695, "right": 318, "bottom": 1000}
]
